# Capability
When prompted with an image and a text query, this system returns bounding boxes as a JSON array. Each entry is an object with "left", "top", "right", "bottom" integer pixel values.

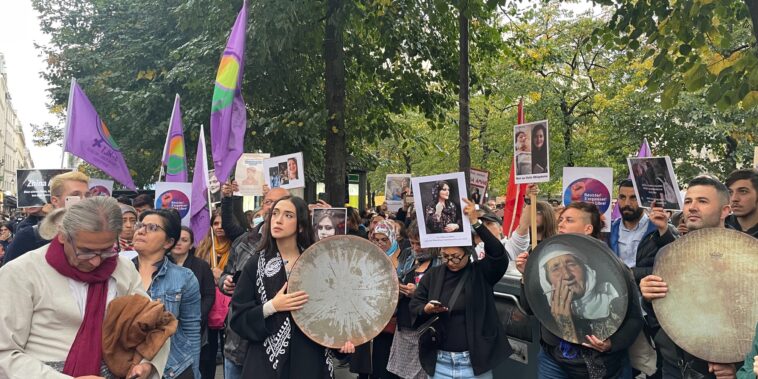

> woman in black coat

[
  {"left": 410, "top": 198, "right": 512, "bottom": 378},
  {"left": 171, "top": 226, "right": 216, "bottom": 379}
]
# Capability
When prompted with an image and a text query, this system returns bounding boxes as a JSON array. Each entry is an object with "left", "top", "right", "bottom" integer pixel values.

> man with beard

[
  {"left": 641, "top": 175, "right": 738, "bottom": 379},
  {"left": 724, "top": 169, "right": 758, "bottom": 237},
  {"left": 608, "top": 179, "right": 678, "bottom": 283}
]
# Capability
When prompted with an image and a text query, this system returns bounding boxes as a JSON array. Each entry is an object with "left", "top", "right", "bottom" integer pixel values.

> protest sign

[
  {"left": 385, "top": 174, "right": 411, "bottom": 212},
  {"left": 263, "top": 152, "right": 305, "bottom": 189},
  {"left": 235, "top": 153, "right": 270, "bottom": 196},
  {"left": 16, "top": 169, "right": 72, "bottom": 207},
  {"left": 312, "top": 208, "right": 348, "bottom": 241},
  {"left": 154, "top": 182, "right": 192, "bottom": 226},
  {"left": 514, "top": 120, "right": 550, "bottom": 184},
  {"left": 469, "top": 168, "right": 489, "bottom": 204},
  {"left": 412, "top": 172, "right": 472, "bottom": 248},
  {"left": 88, "top": 179, "right": 114, "bottom": 197},
  {"left": 562, "top": 167, "right": 613, "bottom": 231},
  {"left": 627, "top": 156, "right": 683, "bottom": 210}
]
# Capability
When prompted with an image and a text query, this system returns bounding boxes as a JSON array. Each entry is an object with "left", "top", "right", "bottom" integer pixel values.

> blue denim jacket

[{"left": 144, "top": 257, "right": 201, "bottom": 379}]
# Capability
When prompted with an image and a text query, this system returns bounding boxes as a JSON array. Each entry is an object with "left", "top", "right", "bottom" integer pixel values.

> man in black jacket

[
  {"left": 724, "top": 169, "right": 758, "bottom": 238},
  {"left": 3, "top": 172, "right": 89, "bottom": 265},
  {"left": 607, "top": 179, "right": 679, "bottom": 284},
  {"left": 640, "top": 175, "right": 739, "bottom": 379}
]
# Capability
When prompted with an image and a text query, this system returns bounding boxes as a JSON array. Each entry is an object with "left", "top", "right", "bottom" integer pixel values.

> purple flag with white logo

[
  {"left": 63, "top": 78, "right": 137, "bottom": 191},
  {"left": 191, "top": 125, "right": 211, "bottom": 246},
  {"left": 162, "top": 94, "right": 188, "bottom": 182},
  {"left": 210, "top": 0, "right": 248, "bottom": 183},
  {"left": 612, "top": 138, "right": 652, "bottom": 220}
]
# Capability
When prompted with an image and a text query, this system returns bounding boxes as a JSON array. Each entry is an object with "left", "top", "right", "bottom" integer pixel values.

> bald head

[{"left": 263, "top": 188, "right": 290, "bottom": 214}]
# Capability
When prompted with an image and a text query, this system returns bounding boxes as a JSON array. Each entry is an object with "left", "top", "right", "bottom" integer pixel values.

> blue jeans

[
  {"left": 223, "top": 358, "right": 243, "bottom": 379},
  {"left": 431, "top": 350, "right": 493, "bottom": 379},
  {"left": 538, "top": 349, "right": 632, "bottom": 379}
]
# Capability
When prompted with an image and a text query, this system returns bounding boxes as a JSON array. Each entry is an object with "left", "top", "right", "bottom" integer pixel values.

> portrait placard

[
  {"left": 385, "top": 174, "right": 411, "bottom": 212},
  {"left": 88, "top": 179, "right": 114, "bottom": 197},
  {"left": 627, "top": 156, "right": 682, "bottom": 210},
  {"left": 16, "top": 169, "right": 72, "bottom": 208},
  {"left": 523, "top": 234, "right": 630, "bottom": 344},
  {"left": 469, "top": 168, "right": 489, "bottom": 204},
  {"left": 312, "top": 208, "right": 348, "bottom": 241},
  {"left": 514, "top": 120, "right": 549, "bottom": 184},
  {"left": 411, "top": 172, "right": 472, "bottom": 248},
  {"left": 154, "top": 182, "right": 192, "bottom": 226},
  {"left": 263, "top": 152, "right": 305, "bottom": 189},
  {"left": 562, "top": 167, "right": 613, "bottom": 232},
  {"left": 235, "top": 153, "right": 270, "bottom": 196}
]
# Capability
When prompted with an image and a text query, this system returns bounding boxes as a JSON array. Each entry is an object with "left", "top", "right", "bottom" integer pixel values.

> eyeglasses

[
  {"left": 68, "top": 236, "right": 118, "bottom": 260},
  {"left": 440, "top": 254, "right": 466, "bottom": 264},
  {"left": 134, "top": 222, "right": 165, "bottom": 233}
]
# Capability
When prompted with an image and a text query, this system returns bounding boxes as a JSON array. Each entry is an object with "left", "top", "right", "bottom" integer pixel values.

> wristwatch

[{"left": 472, "top": 220, "right": 483, "bottom": 229}]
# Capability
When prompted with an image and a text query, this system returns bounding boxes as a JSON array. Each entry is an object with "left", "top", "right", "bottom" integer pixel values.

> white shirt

[{"left": 617, "top": 214, "right": 650, "bottom": 268}]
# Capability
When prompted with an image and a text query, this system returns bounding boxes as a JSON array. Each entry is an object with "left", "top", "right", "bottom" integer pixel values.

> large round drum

[
  {"left": 524, "top": 234, "right": 630, "bottom": 344},
  {"left": 288, "top": 235, "right": 399, "bottom": 348},
  {"left": 652, "top": 228, "right": 758, "bottom": 363}
]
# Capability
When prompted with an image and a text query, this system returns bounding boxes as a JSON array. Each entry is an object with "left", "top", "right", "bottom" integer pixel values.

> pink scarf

[{"left": 45, "top": 236, "right": 118, "bottom": 376}]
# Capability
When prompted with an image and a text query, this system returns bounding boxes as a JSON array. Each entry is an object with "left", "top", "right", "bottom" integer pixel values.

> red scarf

[{"left": 45, "top": 236, "right": 118, "bottom": 376}]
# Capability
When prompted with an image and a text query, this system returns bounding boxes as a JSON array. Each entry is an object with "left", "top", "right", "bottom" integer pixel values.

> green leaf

[
  {"left": 683, "top": 63, "right": 709, "bottom": 91},
  {"left": 661, "top": 82, "right": 681, "bottom": 109}
]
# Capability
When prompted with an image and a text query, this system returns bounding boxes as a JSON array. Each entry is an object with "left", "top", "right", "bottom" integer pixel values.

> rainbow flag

[
  {"left": 210, "top": 0, "right": 248, "bottom": 183},
  {"left": 162, "top": 94, "right": 188, "bottom": 182}
]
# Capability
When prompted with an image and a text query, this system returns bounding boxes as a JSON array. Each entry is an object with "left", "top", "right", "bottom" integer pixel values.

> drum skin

[
  {"left": 653, "top": 228, "right": 758, "bottom": 363},
  {"left": 288, "top": 235, "right": 399, "bottom": 348}
]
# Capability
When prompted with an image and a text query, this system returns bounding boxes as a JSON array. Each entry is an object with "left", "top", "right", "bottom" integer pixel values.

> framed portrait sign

[
  {"left": 627, "top": 156, "right": 683, "bottom": 210},
  {"left": 16, "top": 169, "right": 72, "bottom": 208},
  {"left": 235, "top": 153, "right": 270, "bottom": 196},
  {"left": 469, "top": 168, "right": 489, "bottom": 205},
  {"left": 385, "top": 174, "right": 411, "bottom": 212},
  {"left": 411, "top": 172, "right": 472, "bottom": 248},
  {"left": 514, "top": 120, "right": 549, "bottom": 184},
  {"left": 312, "top": 208, "right": 348, "bottom": 241},
  {"left": 562, "top": 167, "right": 613, "bottom": 232},
  {"left": 154, "top": 181, "right": 192, "bottom": 226},
  {"left": 88, "top": 179, "right": 114, "bottom": 197},
  {"left": 263, "top": 152, "right": 305, "bottom": 189},
  {"left": 523, "top": 234, "right": 630, "bottom": 344}
]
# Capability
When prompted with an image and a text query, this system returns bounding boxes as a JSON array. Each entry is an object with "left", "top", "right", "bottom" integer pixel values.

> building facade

[{"left": 0, "top": 53, "right": 35, "bottom": 195}]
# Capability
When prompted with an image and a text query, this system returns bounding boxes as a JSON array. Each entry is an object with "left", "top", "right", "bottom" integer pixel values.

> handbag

[
  {"left": 208, "top": 287, "right": 231, "bottom": 330},
  {"left": 628, "top": 329, "right": 657, "bottom": 376},
  {"left": 417, "top": 269, "right": 470, "bottom": 352}
]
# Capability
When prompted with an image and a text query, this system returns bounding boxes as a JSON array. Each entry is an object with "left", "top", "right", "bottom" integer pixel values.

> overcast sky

[{"left": 0, "top": 1, "right": 600, "bottom": 170}]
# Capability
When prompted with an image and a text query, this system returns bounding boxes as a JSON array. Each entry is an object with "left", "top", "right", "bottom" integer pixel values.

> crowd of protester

[{"left": 0, "top": 167, "right": 756, "bottom": 379}]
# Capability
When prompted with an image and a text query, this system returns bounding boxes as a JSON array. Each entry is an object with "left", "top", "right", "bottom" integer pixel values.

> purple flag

[
  {"left": 63, "top": 78, "right": 137, "bottom": 191},
  {"left": 162, "top": 94, "right": 188, "bottom": 182},
  {"left": 612, "top": 138, "right": 652, "bottom": 220},
  {"left": 191, "top": 125, "right": 211, "bottom": 246},
  {"left": 210, "top": 0, "right": 248, "bottom": 183}
]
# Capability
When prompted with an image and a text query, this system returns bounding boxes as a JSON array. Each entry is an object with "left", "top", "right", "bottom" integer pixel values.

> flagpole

[{"left": 61, "top": 77, "right": 77, "bottom": 169}]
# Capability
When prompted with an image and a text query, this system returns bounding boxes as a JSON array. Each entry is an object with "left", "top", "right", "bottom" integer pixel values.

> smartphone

[
  {"left": 65, "top": 196, "right": 82, "bottom": 208},
  {"left": 429, "top": 300, "right": 443, "bottom": 307},
  {"left": 232, "top": 271, "right": 242, "bottom": 283}
]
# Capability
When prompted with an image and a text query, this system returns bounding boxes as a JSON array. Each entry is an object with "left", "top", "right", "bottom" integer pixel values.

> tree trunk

[
  {"left": 403, "top": 151, "right": 412, "bottom": 173},
  {"left": 744, "top": 0, "right": 758, "bottom": 44},
  {"left": 560, "top": 99, "right": 575, "bottom": 167},
  {"left": 458, "top": 7, "right": 471, "bottom": 183},
  {"left": 325, "top": 0, "right": 347, "bottom": 206}
]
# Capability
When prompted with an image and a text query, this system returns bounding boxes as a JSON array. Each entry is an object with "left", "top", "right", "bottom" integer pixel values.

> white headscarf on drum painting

[{"left": 538, "top": 245, "right": 620, "bottom": 320}]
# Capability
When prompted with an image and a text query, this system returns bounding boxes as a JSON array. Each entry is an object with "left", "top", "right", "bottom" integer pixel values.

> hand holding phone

[
  {"left": 232, "top": 271, "right": 242, "bottom": 283},
  {"left": 429, "top": 300, "right": 443, "bottom": 306}
]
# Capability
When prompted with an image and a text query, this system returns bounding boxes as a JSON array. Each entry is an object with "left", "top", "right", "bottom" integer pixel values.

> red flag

[{"left": 502, "top": 98, "right": 529, "bottom": 237}]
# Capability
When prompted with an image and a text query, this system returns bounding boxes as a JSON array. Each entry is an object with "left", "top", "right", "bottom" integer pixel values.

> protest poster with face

[
  {"left": 235, "top": 153, "right": 270, "bottom": 196},
  {"left": 514, "top": 120, "right": 550, "bottom": 184},
  {"left": 385, "top": 174, "right": 411, "bottom": 212},
  {"left": 412, "top": 172, "right": 471, "bottom": 248},
  {"left": 627, "top": 156, "right": 683, "bottom": 210},
  {"left": 154, "top": 182, "right": 192, "bottom": 226},
  {"left": 562, "top": 167, "right": 613, "bottom": 232},
  {"left": 312, "top": 208, "right": 348, "bottom": 241},
  {"left": 88, "top": 179, "right": 114, "bottom": 197},
  {"left": 469, "top": 168, "right": 489, "bottom": 205},
  {"left": 16, "top": 169, "right": 72, "bottom": 207},
  {"left": 263, "top": 152, "right": 305, "bottom": 189}
]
